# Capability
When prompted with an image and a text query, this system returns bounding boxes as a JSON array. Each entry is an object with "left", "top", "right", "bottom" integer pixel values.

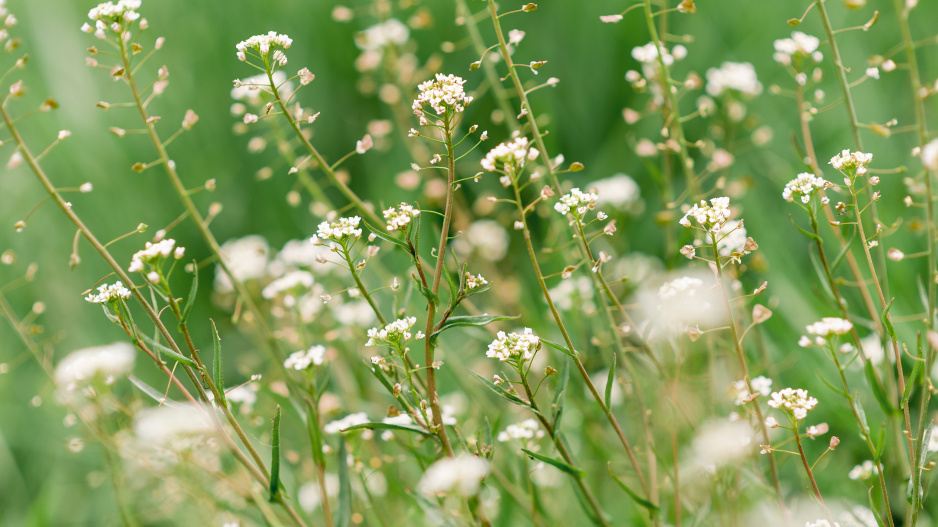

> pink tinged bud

[
  {"left": 147, "top": 271, "right": 160, "bottom": 284},
  {"left": 829, "top": 436, "right": 840, "bottom": 449},
  {"left": 174, "top": 247, "right": 185, "bottom": 259}
]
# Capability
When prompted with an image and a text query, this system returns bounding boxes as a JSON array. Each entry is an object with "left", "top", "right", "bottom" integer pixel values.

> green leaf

[
  {"left": 605, "top": 353, "right": 617, "bottom": 413},
  {"left": 137, "top": 332, "right": 197, "bottom": 367},
  {"left": 607, "top": 463, "right": 659, "bottom": 512},
  {"left": 444, "top": 268, "right": 460, "bottom": 308},
  {"left": 552, "top": 359, "right": 570, "bottom": 430},
  {"left": 866, "top": 485, "right": 888, "bottom": 527},
  {"left": 430, "top": 314, "right": 518, "bottom": 344},
  {"left": 336, "top": 438, "right": 352, "bottom": 527},
  {"left": 540, "top": 337, "right": 578, "bottom": 358},
  {"left": 874, "top": 424, "right": 886, "bottom": 462},
  {"left": 789, "top": 214, "right": 822, "bottom": 243},
  {"left": 901, "top": 360, "right": 922, "bottom": 409},
  {"left": 808, "top": 249, "right": 836, "bottom": 304},
  {"left": 177, "top": 261, "right": 198, "bottom": 330},
  {"left": 341, "top": 421, "right": 435, "bottom": 437},
  {"left": 829, "top": 227, "right": 857, "bottom": 272},
  {"left": 881, "top": 298, "right": 898, "bottom": 342},
  {"left": 269, "top": 405, "right": 281, "bottom": 502},
  {"left": 482, "top": 417, "right": 494, "bottom": 460},
  {"left": 815, "top": 370, "right": 848, "bottom": 398},
  {"left": 363, "top": 219, "right": 411, "bottom": 253},
  {"left": 855, "top": 398, "right": 871, "bottom": 436},
  {"left": 908, "top": 425, "right": 932, "bottom": 507},
  {"left": 411, "top": 274, "right": 439, "bottom": 306},
  {"left": 469, "top": 370, "right": 539, "bottom": 415},
  {"left": 521, "top": 448, "right": 584, "bottom": 478},
  {"left": 864, "top": 360, "right": 897, "bottom": 415},
  {"left": 210, "top": 319, "right": 226, "bottom": 408}
]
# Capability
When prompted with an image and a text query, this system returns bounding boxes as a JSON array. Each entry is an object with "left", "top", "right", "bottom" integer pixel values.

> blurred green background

[{"left": 2, "top": 0, "right": 938, "bottom": 525}]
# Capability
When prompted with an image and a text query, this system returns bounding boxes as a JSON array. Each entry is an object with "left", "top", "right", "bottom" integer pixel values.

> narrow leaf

[
  {"left": 552, "top": 359, "right": 570, "bottom": 430},
  {"left": 412, "top": 274, "right": 439, "bottom": 306},
  {"left": 789, "top": 214, "right": 822, "bottom": 242},
  {"left": 269, "top": 405, "right": 281, "bottom": 502},
  {"left": 430, "top": 314, "right": 518, "bottom": 344},
  {"left": 607, "top": 463, "right": 659, "bottom": 511},
  {"left": 605, "top": 353, "right": 617, "bottom": 413},
  {"left": 363, "top": 219, "right": 411, "bottom": 253},
  {"left": 138, "top": 332, "right": 197, "bottom": 367},
  {"left": 867, "top": 486, "right": 888, "bottom": 527},
  {"left": 901, "top": 360, "right": 922, "bottom": 409},
  {"left": 178, "top": 261, "right": 198, "bottom": 329},
  {"left": 521, "top": 448, "right": 584, "bottom": 478},
  {"left": 336, "top": 437, "right": 352, "bottom": 527},
  {"left": 874, "top": 425, "right": 886, "bottom": 462},
  {"left": 469, "top": 370, "right": 539, "bottom": 415},
  {"left": 881, "top": 297, "right": 897, "bottom": 342},
  {"left": 864, "top": 360, "right": 897, "bottom": 415},
  {"left": 211, "top": 319, "right": 226, "bottom": 408},
  {"left": 341, "top": 422, "right": 435, "bottom": 437},
  {"left": 539, "top": 337, "right": 578, "bottom": 358},
  {"left": 128, "top": 375, "right": 180, "bottom": 407},
  {"left": 829, "top": 227, "right": 857, "bottom": 272},
  {"left": 815, "top": 370, "right": 848, "bottom": 398}
]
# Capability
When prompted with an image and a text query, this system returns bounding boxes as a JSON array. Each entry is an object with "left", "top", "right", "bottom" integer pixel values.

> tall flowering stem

[{"left": 891, "top": 1, "right": 937, "bottom": 522}]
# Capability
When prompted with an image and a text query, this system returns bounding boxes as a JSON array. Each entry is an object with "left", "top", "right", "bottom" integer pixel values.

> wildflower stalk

[
  {"left": 642, "top": 0, "right": 700, "bottom": 199},
  {"left": 519, "top": 370, "right": 610, "bottom": 527},
  {"left": 891, "top": 2, "right": 936, "bottom": 521},
  {"left": 117, "top": 39, "right": 285, "bottom": 368},
  {"left": 342, "top": 247, "right": 386, "bottom": 326},
  {"left": 793, "top": 426, "right": 836, "bottom": 525},
  {"left": 305, "top": 397, "right": 335, "bottom": 527},
  {"left": 263, "top": 69, "right": 384, "bottom": 229},
  {"left": 510, "top": 182, "right": 653, "bottom": 508},
  {"left": 1, "top": 99, "right": 310, "bottom": 527},
  {"left": 421, "top": 118, "right": 457, "bottom": 457},
  {"left": 709, "top": 235, "right": 785, "bottom": 509}
]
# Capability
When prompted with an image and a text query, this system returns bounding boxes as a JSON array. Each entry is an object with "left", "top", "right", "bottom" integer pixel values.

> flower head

[
  {"left": 418, "top": 454, "right": 488, "bottom": 497},
  {"left": 412, "top": 73, "right": 472, "bottom": 118},
  {"left": 767, "top": 387, "right": 818, "bottom": 421},
  {"left": 284, "top": 345, "right": 327, "bottom": 370},
  {"left": 464, "top": 272, "right": 488, "bottom": 290},
  {"left": 84, "top": 281, "right": 132, "bottom": 304},
  {"left": 235, "top": 31, "right": 293, "bottom": 63},
  {"left": 497, "top": 419, "right": 544, "bottom": 443},
  {"left": 829, "top": 149, "right": 873, "bottom": 176},
  {"left": 54, "top": 342, "right": 135, "bottom": 392},
  {"left": 705, "top": 62, "right": 762, "bottom": 97},
  {"left": 480, "top": 137, "right": 539, "bottom": 173},
  {"left": 316, "top": 216, "right": 362, "bottom": 243},
  {"left": 783, "top": 172, "right": 831, "bottom": 204},
  {"left": 383, "top": 203, "right": 420, "bottom": 231},
  {"left": 554, "top": 188, "right": 599, "bottom": 220},
  {"left": 128, "top": 239, "right": 181, "bottom": 273},
  {"left": 805, "top": 317, "right": 853, "bottom": 338},
  {"left": 365, "top": 317, "right": 422, "bottom": 348},
  {"left": 86, "top": 0, "right": 142, "bottom": 31},
  {"left": 486, "top": 328, "right": 539, "bottom": 363},
  {"left": 773, "top": 32, "right": 823, "bottom": 66},
  {"left": 679, "top": 196, "right": 732, "bottom": 235}
]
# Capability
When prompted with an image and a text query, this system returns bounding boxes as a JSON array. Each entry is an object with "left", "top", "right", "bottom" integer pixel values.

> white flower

[
  {"left": 767, "top": 387, "right": 818, "bottom": 421},
  {"left": 486, "top": 328, "right": 539, "bottom": 363},
  {"left": 805, "top": 317, "right": 853, "bottom": 338},
  {"left": 316, "top": 216, "right": 363, "bottom": 242},
  {"left": 84, "top": 281, "right": 132, "bottom": 304},
  {"left": 235, "top": 31, "right": 293, "bottom": 61},
  {"left": 730, "top": 375, "right": 772, "bottom": 405},
  {"left": 128, "top": 239, "right": 179, "bottom": 273},
  {"left": 783, "top": 172, "right": 831, "bottom": 203},
  {"left": 355, "top": 19, "right": 409, "bottom": 51},
  {"left": 324, "top": 412, "right": 369, "bottom": 434},
  {"left": 848, "top": 460, "right": 880, "bottom": 480},
  {"left": 453, "top": 219, "right": 509, "bottom": 262},
  {"left": 631, "top": 42, "right": 681, "bottom": 66},
  {"left": 773, "top": 32, "right": 823, "bottom": 66},
  {"left": 54, "top": 342, "right": 135, "bottom": 392},
  {"left": 412, "top": 73, "right": 473, "bottom": 116},
  {"left": 705, "top": 62, "right": 762, "bottom": 97},
  {"left": 464, "top": 272, "right": 488, "bottom": 290},
  {"left": 679, "top": 196, "right": 732, "bottom": 235},
  {"left": 86, "top": 0, "right": 142, "bottom": 25},
  {"left": 589, "top": 174, "right": 642, "bottom": 212},
  {"left": 215, "top": 235, "right": 270, "bottom": 293},
  {"left": 262, "top": 270, "right": 314, "bottom": 300},
  {"left": 829, "top": 149, "right": 873, "bottom": 176},
  {"left": 133, "top": 404, "right": 215, "bottom": 447},
  {"left": 383, "top": 203, "right": 420, "bottom": 231},
  {"left": 284, "top": 345, "right": 327, "bottom": 370},
  {"left": 715, "top": 220, "right": 750, "bottom": 258},
  {"left": 418, "top": 455, "right": 488, "bottom": 497},
  {"left": 554, "top": 188, "right": 599, "bottom": 219},
  {"left": 365, "top": 317, "right": 420, "bottom": 347},
  {"left": 497, "top": 419, "right": 544, "bottom": 442},
  {"left": 480, "top": 137, "right": 538, "bottom": 173}
]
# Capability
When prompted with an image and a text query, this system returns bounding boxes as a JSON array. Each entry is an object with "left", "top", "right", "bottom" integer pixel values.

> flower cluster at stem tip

[
  {"left": 480, "top": 137, "right": 539, "bottom": 174},
  {"left": 128, "top": 239, "right": 184, "bottom": 273},
  {"left": 783, "top": 172, "right": 831, "bottom": 204},
  {"left": 365, "top": 317, "right": 424, "bottom": 348},
  {"left": 315, "top": 216, "right": 362, "bottom": 245},
  {"left": 412, "top": 73, "right": 472, "bottom": 124},
  {"left": 284, "top": 345, "right": 326, "bottom": 370},
  {"left": 81, "top": 0, "right": 142, "bottom": 38},
  {"left": 679, "top": 196, "right": 732, "bottom": 236},
  {"left": 830, "top": 149, "right": 873, "bottom": 185},
  {"left": 85, "top": 281, "right": 132, "bottom": 305},
  {"left": 486, "top": 328, "right": 539, "bottom": 365},
  {"left": 235, "top": 31, "right": 292, "bottom": 65},
  {"left": 554, "top": 188, "right": 599, "bottom": 220},
  {"left": 767, "top": 387, "right": 818, "bottom": 421},
  {"left": 383, "top": 203, "right": 420, "bottom": 232}
]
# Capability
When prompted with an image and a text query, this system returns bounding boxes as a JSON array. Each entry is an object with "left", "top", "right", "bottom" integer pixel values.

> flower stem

[{"left": 794, "top": 426, "right": 836, "bottom": 525}]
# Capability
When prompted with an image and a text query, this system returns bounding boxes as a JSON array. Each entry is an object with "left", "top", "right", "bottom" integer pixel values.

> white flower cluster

[
  {"left": 262, "top": 270, "right": 314, "bottom": 301},
  {"left": 731, "top": 375, "right": 772, "bottom": 406},
  {"left": 486, "top": 328, "right": 539, "bottom": 363},
  {"left": 705, "top": 62, "right": 762, "bottom": 97},
  {"left": 679, "top": 196, "right": 732, "bottom": 234},
  {"left": 767, "top": 387, "right": 818, "bottom": 420},
  {"left": 383, "top": 203, "right": 420, "bottom": 231},
  {"left": 236, "top": 31, "right": 293, "bottom": 62},
  {"left": 85, "top": 0, "right": 141, "bottom": 23},
  {"left": 324, "top": 412, "right": 369, "bottom": 434},
  {"left": 412, "top": 73, "right": 473, "bottom": 118},
  {"left": 806, "top": 317, "right": 853, "bottom": 338},
  {"left": 783, "top": 172, "right": 831, "bottom": 204},
  {"left": 365, "top": 317, "right": 423, "bottom": 347},
  {"left": 215, "top": 235, "right": 270, "bottom": 293},
  {"left": 715, "top": 220, "right": 751, "bottom": 259},
  {"left": 128, "top": 239, "right": 184, "bottom": 273},
  {"left": 284, "top": 345, "right": 326, "bottom": 370},
  {"left": 84, "top": 281, "right": 132, "bottom": 304},
  {"left": 54, "top": 342, "right": 135, "bottom": 392},
  {"left": 848, "top": 460, "right": 880, "bottom": 481},
  {"left": 480, "top": 137, "right": 539, "bottom": 173},
  {"left": 631, "top": 42, "right": 686, "bottom": 66},
  {"left": 554, "top": 188, "right": 599, "bottom": 218},
  {"left": 231, "top": 70, "right": 292, "bottom": 105},
  {"left": 497, "top": 418, "right": 544, "bottom": 442},
  {"left": 464, "top": 272, "right": 487, "bottom": 290},
  {"left": 657, "top": 276, "right": 703, "bottom": 300},
  {"left": 316, "top": 216, "right": 362, "bottom": 242},
  {"left": 418, "top": 454, "right": 489, "bottom": 497},
  {"left": 356, "top": 19, "right": 409, "bottom": 51},
  {"left": 830, "top": 149, "right": 873, "bottom": 176},
  {"left": 773, "top": 32, "right": 823, "bottom": 66}
]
